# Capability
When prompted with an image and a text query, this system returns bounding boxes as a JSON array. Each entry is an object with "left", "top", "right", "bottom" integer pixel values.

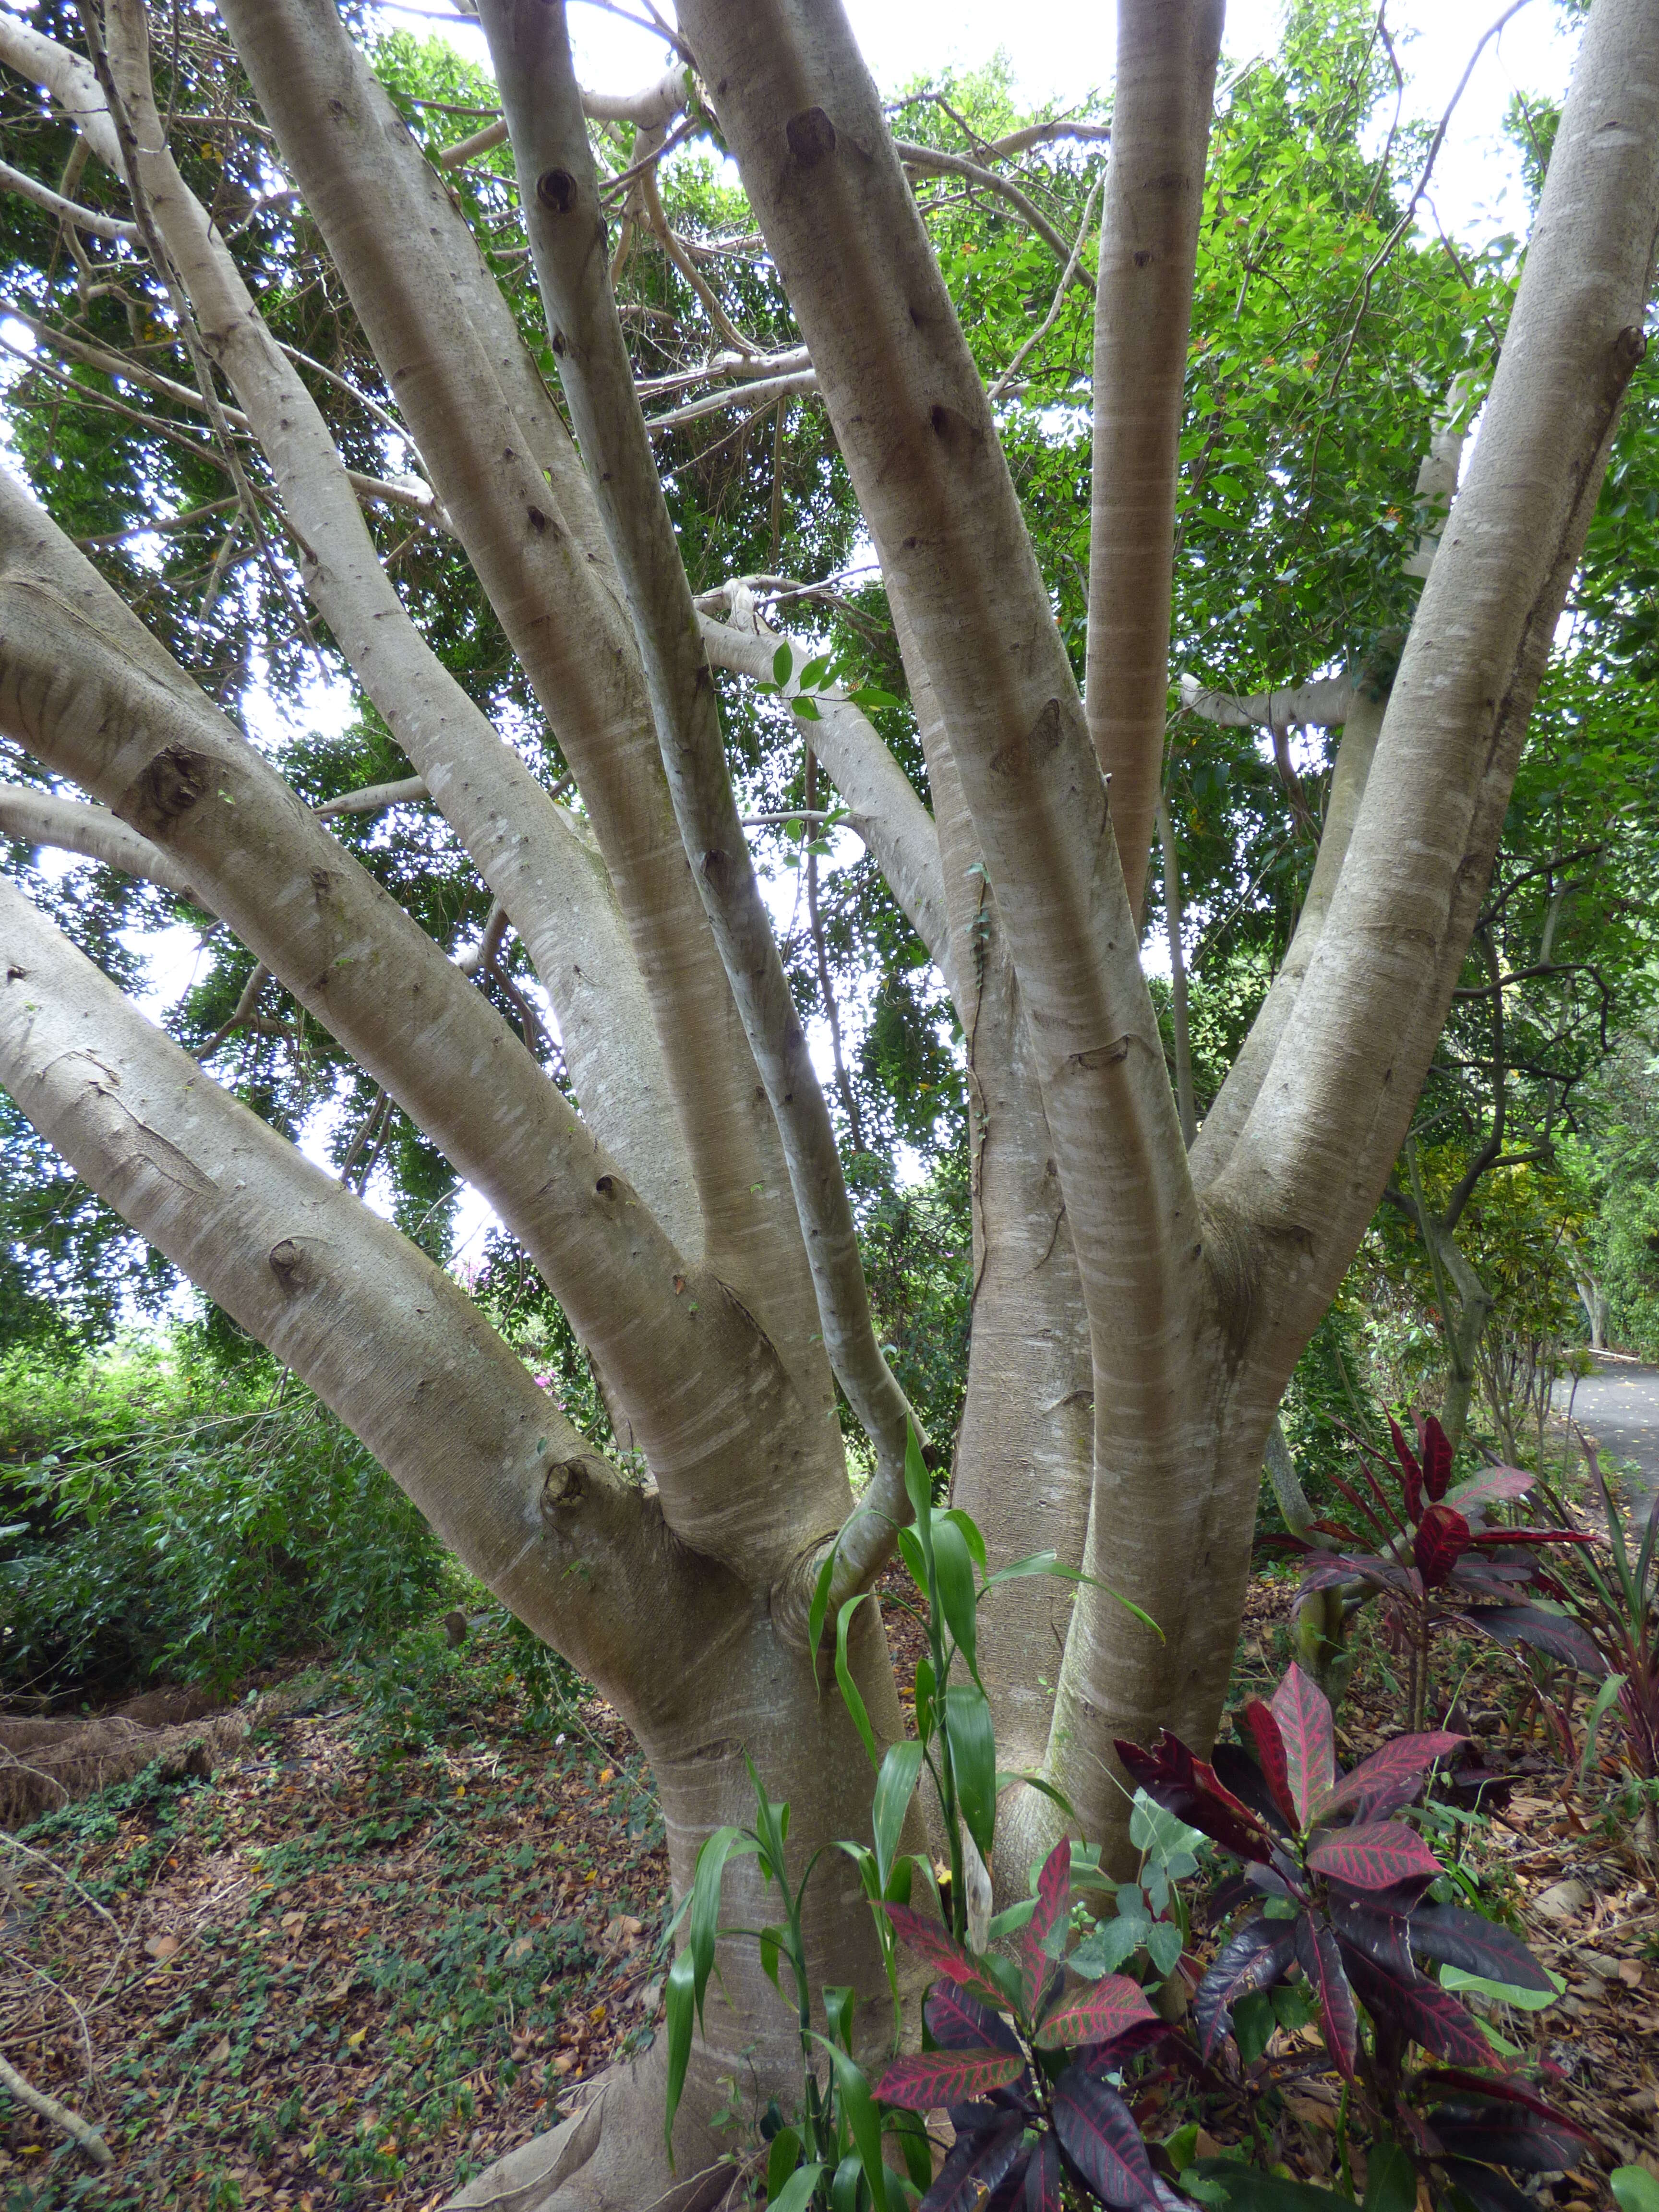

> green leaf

[
  {"left": 759, "top": 1923, "right": 787, "bottom": 1995},
  {"left": 850, "top": 686, "right": 902, "bottom": 711},
  {"left": 1437, "top": 1964, "right": 1564, "bottom": 2012},
  {"left": 799, "top": 654, "right": 832, "bottom": 691},
  {"left": 1362, "top": 2140, "right": 1417, "bottom": 2212},
  {"left": 980, "top": 1552, "right": 1163, "bottom": 1640},
  {"left": 945, "top": 1681, "right": 997, "bottom": 1862},
  {"left": 995, "top": 1768, "right": 1078, "bottom": 1827},
  {"left": 767, "top": 2128, "right": 803, "bottom": 2205},
  {"left": 689, "top": 1825, "right": 758, "bottom": 2023},
  {"left": 913, "top": 1656, "right": 935, "bottom": 1747},
  {"left": 873, "top": 1739, "right": 924, "bottom": 1887},
  {"left": 769, "top": 2163, "right": 824, "bottom": 2212},
  {"left": 902, "top": 1424, "right": 934, "bottom": 1557},
  {"left": 835, "top": 1592, "right": 881, "bottom": 1768},
  {"left": 824, "top": 1982, "right": 856, "bottom": 2055},
  {"left": 831, "top": 2152, "right": 863, "bottom": 2212},
  {"left": 772, "top": 642, "right": 793, "bottom": 687},
  {"left": 1612, "top": 2171, "right": 1659, "bottom": 2212},
  {"left": 662, "top": 1947, "right": 697, "bottom": 2158},
  {"left": 810, "top": 2035, "right": 889, "bottom": 2212},
  {"left": 807, "top": 1541, "right": 838, "bottom": 1672},
  {"left": 1145, "top": 1919, "right": 1184, "bottom": 1976},
  {"left": 932, "top": 1517, "right": 981, "bottom": 1687},
  {"left": 790, "top": 694, "right": 822, "bottom": 721},
  {"left": 895, "top": 1525, "right": 928, "bottom": 1597},
  {"left": 1580, "top": 1671, "right": 1628, "bottom": 1787},
  {"left": 938, "top": 1507, "right": 987, "bottom": 1575}
]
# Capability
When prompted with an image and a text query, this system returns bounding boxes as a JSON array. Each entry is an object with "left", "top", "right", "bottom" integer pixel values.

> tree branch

[
  {"left": 483, "top": 0, "right": 919, "bottom": 1556},
  {"left": 0, "top": 154, "right": 136, "bottom": 240},
  {"left": 0, "top": 781, "right": 210, "bottom": 904},
  {"left": 1084, "top": 0, "right": 1222, "bottom": 929},
  {"left": 0, "top": 877, "right": 724, "bottom": 1709},
  {"left": 894, "top": 140, "right": 1093, "bottom": 285}
]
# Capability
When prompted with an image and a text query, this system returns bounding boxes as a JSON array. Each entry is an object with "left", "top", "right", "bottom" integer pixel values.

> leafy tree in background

[{"left": 0, "top": 2, "right": 1654, "bottom": 2204}]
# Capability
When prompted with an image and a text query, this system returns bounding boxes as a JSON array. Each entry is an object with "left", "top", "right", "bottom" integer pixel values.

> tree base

[{"left": 449, "top": 2036, "right": 737, "bottom": 2212}]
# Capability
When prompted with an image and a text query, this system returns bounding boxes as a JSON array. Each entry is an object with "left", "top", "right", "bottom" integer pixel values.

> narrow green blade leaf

[
  {"left": 945, "top": 1681, "right": 998, "bottom": 1862},
  {"left": 933, "top": 1517, "right": 982, "bottom": 1688},
  {"left": 873, "top": 1738, "right": 924, "bottom": 1886},
  {"left": 902, "top": 1424, "right": 933, "bottom": 1557},
  {"left": 1580, "top": 1671, "right": 1628, "bottom": 1787},
  {"left": 662, "top": 1947, "right": 696, "bottom": 2159},
  {"left": 759, "top": 1923, "right": 786, "bottom": 1995},
  {"left": 938, "top": 1507, "right": 987, "bottom": 1575},
  {"left": 690, "top": 1826, "right": 758, "bottom": 2020},
  {"left": 914, "top": 1655, "right": 935, "bottom": 1746},
  {"left": 770, "top": 2163, "right": 824, "bottom": 2212},
  {"left": 836, "top": 1592, "right": 881, "bottom": 1767},
  {"left": 767, "top": 2128, "right": 802, "bottom": 2205},
  {"left": 808, "top": 1541, "right": 838, "bottom": 1670},
  {"left": 810, "top": 2033, "right": 889, "bottom": 2212}
]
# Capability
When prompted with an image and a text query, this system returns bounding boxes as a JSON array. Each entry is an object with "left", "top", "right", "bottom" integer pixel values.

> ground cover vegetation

[{"left": 1, "top": 0, "right": 1659, "bottom": 2207}]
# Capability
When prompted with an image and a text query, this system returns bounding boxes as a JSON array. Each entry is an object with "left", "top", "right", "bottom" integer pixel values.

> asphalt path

[{"left": 1554, "top": 1354, "right": 1659, "bottom": 1508}]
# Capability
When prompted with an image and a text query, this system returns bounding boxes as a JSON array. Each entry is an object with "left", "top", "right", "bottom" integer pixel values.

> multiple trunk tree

[{"left": 1, "top": 2, "right": 1656, "bottom": 2204}]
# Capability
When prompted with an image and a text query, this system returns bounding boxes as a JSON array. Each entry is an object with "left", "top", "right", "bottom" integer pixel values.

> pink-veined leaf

[
  {"left": 1315, "top": 1731, "right": 1466, "bottom": 1824},
  {"left": 1343, "top": 1950, "right": 1500, "bottom": 2069},
  {"left": 923, "top": 2117, "right": 1029, "bottom": 2212},
  {"left": 1053, "top": 2071, "right": 1161, "bottom": 2210},
  {"left": 1456, "top": 1605, "right": 1609, "bottom": 1679},
  {"left": 873, "top": 2047, "right": 1025, "bottom": 2111},
  {"left": 1307, "top": 1821, "right": 1443, "bottom": 1893},
  {"left": 1024, "top": 2133, "right": 1062, "bottom": 2212},
  {"left": 1034, "top": 1972, "right": 1156, "bottom": 2051},
  {"left": 1407, "top": 1902, "right": 1553, "bottom": 1993},
  {"left": 1444, "top": 1466, "right": 1534, "bottom": 1515},
  {"left": 1387, "top": 1415, "right": 1425, "bottom": 1521},
  {"left": 1016, "top": 1836, "right": 1071, "bottom": 2017},
  {"left": 1240, "top": 1700, "right": 1297, "bottom": 1827},
  {"left": 1294, "top": 1912, "right": 1357, "bottom": 2080},
  {"left": 1414, "top": 1503, "right": 1472, "bottom": 1588},
  {"left": 1194, "top": 1919, "right": 1297, "bottom": 2059},
  {"left": 1114, "top": 1733, "right": 1273, "bottom": 1863},
  {"left": 925, "top": 1982, "right": 1022, "bottom": 2056},
  {"left": 1466, "top": 1528, "right": 1598, "bottom": 1549},
  {"left": 1328, "top": 1892, "right": 1416, "bottom": 1978},
  {"left": 1270, "top": 1663, "right": 1335, "bottom": 1827},
  {"left": 879, "top": 1904, "right": 1004, "bottom": 2006},
  {"left": 1417, "top": 1414, "right": 1453, "bottom": 1503}
]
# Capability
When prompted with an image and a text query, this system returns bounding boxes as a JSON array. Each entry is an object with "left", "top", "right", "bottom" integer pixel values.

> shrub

[{"left": 0, "top": 1338, "right": 452, "bottom": 1699}]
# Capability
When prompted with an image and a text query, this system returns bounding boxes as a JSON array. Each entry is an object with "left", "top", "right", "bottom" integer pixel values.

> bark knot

[
  {"left": 988, "top": 696, "right": 1064, "bottom": 781},
  {"left": 542, "top": 1458, "right": 587, "bottom": 1511},
  {"left": 267, "top": 1238, "right": 305, "bottom": 1290},
  {"left": 785, "top": 107, "right": 837, "bottom": 168},
  {"left": 123, "top": 744, "right": 211, "bottom": 838},
  {"left": 536, "top": 168, "right": 578, "bottom": 214},
  {"left": 528, "top": 506, "right": 549, "bottom": 533}
]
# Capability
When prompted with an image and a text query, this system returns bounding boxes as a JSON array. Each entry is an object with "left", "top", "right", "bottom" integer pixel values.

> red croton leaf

[
  {"left": 1034, "top": 1972, "right": 1156, "bottom": 2052},
  {"left": 925, "top": 2116, "right": 1029, "bottom": 2212},
  {"left": 1418, "top": 2069, "right": 1590, "bottom": 2137},
  {"left": 1052, "top": 2071, "right": 1161, "bottom": 2211},
  {"left": 873, "top": 2047, "right": 1025, "bottom": 2111},
  {"left": 1413, "top": 1503, "right": 1472, "bottom": 1588},
  {"left": 1270, "top": 1663, "right": 1336, "bottom": 1827},
  {"left": 1240, "top": 1699, "right": 1298, "bottom": 1828},
  {"left": 1114, "top": 1732, "right": 1273, "bottom": 1863},
  {"left": 1315, "top": 1731, "right": 1466, "bottom": 1824},
  {"left": 1015, "top": 1836, "right": 1071, "bottom": 2017},
  {"left": 1306, "top": 1821, "right": 1442, "bottom": 1893},
  {"left": 1342, "top": 1951, "right": 1500, "bottom": 2070},
  {"left": 1024, "top": 2134, "right": 1063, "bottom": 2212},
  {"left": 1416, "top": 1413, "right": 1453, "bottom": 1502},
  {"left": 1295, "top": 1912, "right": 1358, "bottom": 2080},
  {"left": 1387, "top": 1414, "right": 1425, "bottom": 1521},
  {"left": 1194, "top": 1919, "right": 1297, "bottom": 2060},
  {"left": 880, "top": 1904, "right": 1004, "bottom": 2006},
  {"left": 925, "top": 1983, "right": 1022, "bottom": 2056},
  {"left": 1444, "top": 1465, "right": 1533, "bottom": 1515}
]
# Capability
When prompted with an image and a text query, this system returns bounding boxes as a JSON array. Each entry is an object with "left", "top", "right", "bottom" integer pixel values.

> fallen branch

[{"left": 0, "top": 2050, "right": 112, "bottom": 2167}]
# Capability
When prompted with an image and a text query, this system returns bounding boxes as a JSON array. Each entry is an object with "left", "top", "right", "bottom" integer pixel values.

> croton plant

[{"left": 1119, "top": 1663, "right": 1590, "bottom": 2212}]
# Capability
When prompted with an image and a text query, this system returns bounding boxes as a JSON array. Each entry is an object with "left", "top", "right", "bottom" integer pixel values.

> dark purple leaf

[
  {"left": 1437, "top": 2161, "right": 1536, "bottom": 2212},
  {"left": 1342, "top": 1949, "right": 1498, "bottom": 2068},
  {"left": 1456, "top": 1605, "right": 1609, "bottom": 1679},
  {"left": 1328, "top": 1892, "right": 1416, "bottom": 1978},
  {"left": 1114, "top": 1732, "right": 1273, "bottom": 1863},
  {"left": 1194, "top": 1918, "right": 1297, "bottom": 2060},
  {"left": 882, "top": 1904, "right": 1005, "bottom": 2005},
  {"left": 876, "top": 2049, "right": 1026, "bottom": 2111},
  {"left": 1299, "top": 1553, "right": 1414, "bottom": 1597},
  {"left": 1210, "top": 1743, "right": 1292, "bottom": 1836},
  {"left": 1075, "top": 2016, "right": 1171, "bottom": 2073},
  {"left": 1415, "top": 1503, "right": 1472, "bottom": 1588},
  {"left": 1388, "top": 1415, "right": 1425, "bottom": 1521},
  {"left": 1016, "top": 1837, "right": 1070, "bottom": 2017},
  {"left": 1024, "top": 2135, "right": 1062, "bottom": 2212},
  {"left": 1467, "top": 1528, "right": 1597, "bottom": 1551},
  {"left": 1034, "top": 1973, "right": 1156, "bottom": 2052},
  {"left": 1294, "top": 1912, "right": 1358, "bottom": 2079},
  {"left": 921, "top": 2118, "right": 1028, "bottom": 2212},
  {"left": 1432, "top": 2105, "right": 1589, "bottom": 2172},
  {"left": 1316, "top": 1730, "right": 1465, "bottom": 1823},
  {"left": 1418, "top": 1414, "right": 1453, "bottom": 1502},
  {"left": 1246, "top": 1855, "right": 1307, "bottom": 1902},
  {"left": 1419, "top": 2070, "right": 1590, "bottom": 2135},
  {"left": 1307, "top": 1821, "right": 1442, "bottom": 1893},
  {"left": 1270, "top": 1664, "right": 1336, "bottom": 1826},
  {"left": 1407, "top": 1903, "right": 1553, "bottom": 1993},
  {"left": 926, "top": 1983, "right": 1022, "bottom": 2056},
  {"left": 1240, "top": 1700, "right": 1298, "bottom": 1827},
  {"left": 983, "top": 2153, "right": 1034, "bottom": 2212},
  {"left": 1053, "top": 2071, "right": 1160, "bottom": 2211}
]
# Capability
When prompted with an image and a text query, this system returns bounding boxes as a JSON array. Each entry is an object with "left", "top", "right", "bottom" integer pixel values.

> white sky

[{"left": 18, "top": 0, "right": 1586, "bottom": 1266}]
